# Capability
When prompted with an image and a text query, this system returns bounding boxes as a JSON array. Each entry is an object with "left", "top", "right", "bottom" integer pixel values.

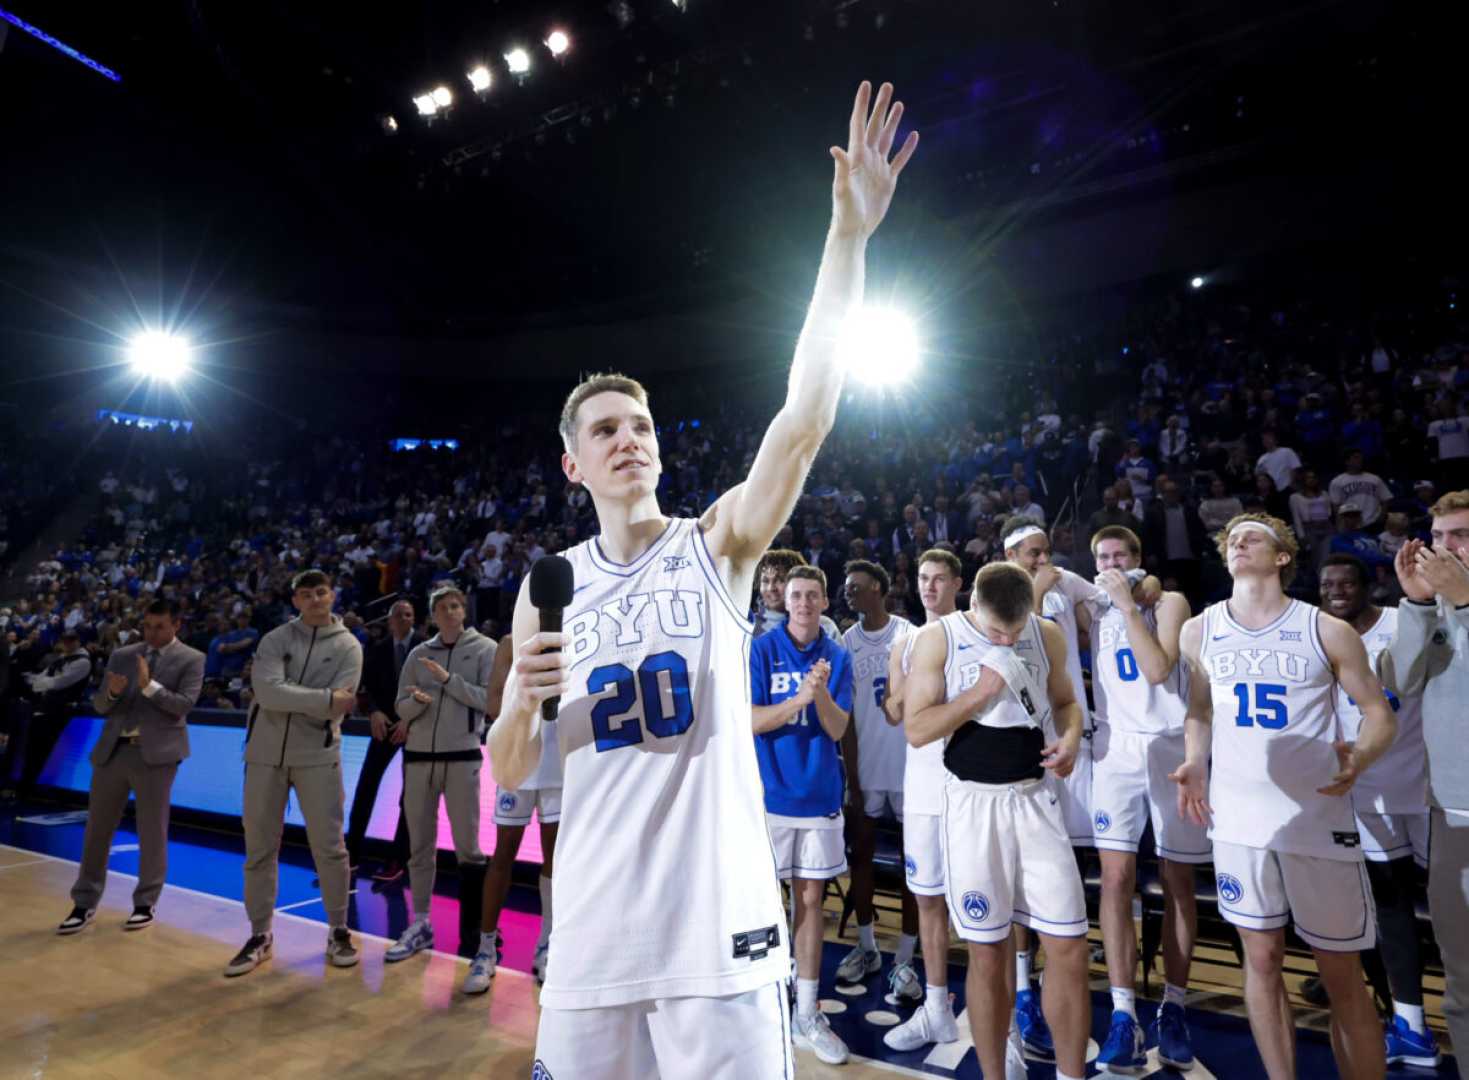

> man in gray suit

[{"left": 58, "top": 599, "right": 205, "bottom": 934}]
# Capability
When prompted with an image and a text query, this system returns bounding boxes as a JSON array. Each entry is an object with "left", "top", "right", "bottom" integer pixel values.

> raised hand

[
  {"left": 136, "top": 653, "right": 151, "bottom": 688},
  {"left": 1394, "top": 539, "right": 1435, "bottom": 603},
  {"left": 1096, "top": 569, "right": 1136, "bottom": 610},
  {"left": 503, "top": 631, "right": 570, "bottom": 721},
  {"left": 1416, "top": 544, "right": 1469, "bottom": 606},
  {"left": 420, "top": 657, "right": 450, "bottom": 684},
  {"left": 106, "top": 671, "right": 129, "bottom": 697},
  {"left": 830, "top": 81, "right": 919, "bottom": 239}
]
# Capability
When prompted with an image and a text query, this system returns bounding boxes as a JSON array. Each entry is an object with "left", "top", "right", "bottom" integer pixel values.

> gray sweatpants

[
  {"left": 243, "top": 761, "right": 350, "bottom": 935},
  {"left": 1429, "top": 809, "right": 1469, "bottom": 1059},
  {"left": 70, "top": 742, "right": 178, "bottom": 910},
  {"left": 404, "top": 758, "right": 485, "bottom": 919}
]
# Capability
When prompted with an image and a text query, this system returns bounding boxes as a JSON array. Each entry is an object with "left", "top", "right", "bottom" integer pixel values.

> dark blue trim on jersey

[
  {"left": 693, "top": 522, "right": 753, "bottom": 633},
  {"left": 1307, "top": 607, "right": 1330, "bottom": 669},
  {"left": 849, "top": 618, "right": 904, "bottom": 648},
  {"left": 588, "top": 518, "right": 678, "bottom": 577}
]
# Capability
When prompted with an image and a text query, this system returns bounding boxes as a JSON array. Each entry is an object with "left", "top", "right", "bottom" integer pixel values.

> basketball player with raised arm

[
  {"left": 489, "top": 81, "right": 919, "bottom": 1079},
  {"left": 1088, "top": 525, "right": 1207, "bottom": 1072},
  {"left": 880, "top": 548, "right": 969, "bottom": 1056},
  {"left": 905, "top": 562, "right": 1091, "bottom": 1080},
  {"left": 1171, "top": 513, "right": 1396, "bottom": 1080}
]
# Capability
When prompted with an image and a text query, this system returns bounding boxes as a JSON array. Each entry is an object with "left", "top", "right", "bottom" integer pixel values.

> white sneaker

[
  {"left": 384, "top": 919, "right": 433, "bottom": 963},
  {"left": 887, "top": 960, "right": 923, "bottom": 1003},
  {"left": 462, "top": 939, "right": 499, "bottom": 995},
  {"left": 835, "top": 944, "right": 881, "bottom": 983},
  {"left": 883, "top": 1004, "right": 959, "bottom": 1051},
  {"left": 1006, "top": 1023, "right": 1029, "bottom": 1080},
  {"left": 794, "top": 1010, "right": 849, "bottom": 1065}
]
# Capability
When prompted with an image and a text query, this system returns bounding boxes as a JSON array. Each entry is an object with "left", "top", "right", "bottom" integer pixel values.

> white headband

[
  {"left": 1003, "top": 525, "right": 1046, "bottom": 549},
  {"left": 1228, "top": 520, "right": 1280, "bottom": 543}
]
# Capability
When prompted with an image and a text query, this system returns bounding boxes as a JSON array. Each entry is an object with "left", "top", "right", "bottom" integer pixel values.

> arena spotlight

[
  {"left": 381, "top": 114, "right": 399, "bottom": 134},
  {"left": 413, "top": 92, "right": 438, "bottom": 117},
  {"left": 431, "top": 85, "right": 453, "bottom": 108},
  {"left": 838, "top": 306, "right": 920, "bottom": 387},
  {"left": 467, "top": 65, "right": 492, "bottom": 93},
  {"left": 546, "top": 30, "right": 570, "bottom": 57},
  {"left": 505, "top": 47, "right": 531, "bottom": 75},
  {"left": 1190, "top": 276, "right": 1205, "bottom": 289},
  {"left": 128, "top": 331, "right": 191, "bottom": 381}
]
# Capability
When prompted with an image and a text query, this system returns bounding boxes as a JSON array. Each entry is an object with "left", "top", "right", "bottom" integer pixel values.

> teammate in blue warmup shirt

[{"left": 752, "top": 565, "right": 854, "bottom": 1062}]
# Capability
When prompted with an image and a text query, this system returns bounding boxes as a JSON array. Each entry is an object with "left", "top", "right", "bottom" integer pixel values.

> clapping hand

[
  {"left": 1394, "top": 540, "right": 1435, "bottom": 603},
  {"left": 421, "top": 658, "right": 450, "bottom": 684},
  {"left": 106, "top": 671, "right": 129, "bottom": 697},
  {"left": 136, "top": 653, "right": 151, "bottom": 687},
  {"left": 1415, "top": 544, "right": 1469, "bottom": 606},
  {"left": 409, "top": 687, "right": 433, "bottom": 705}
]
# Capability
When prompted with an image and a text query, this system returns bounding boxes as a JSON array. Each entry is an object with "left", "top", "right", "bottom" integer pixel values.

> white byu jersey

[
  {"left": 1093, "top": 604, "right": 1188, "bottom": 736},
  {"left": 901, "top": 632, "right": 947, "bottom": 816},
  {"left": 1040, "top": 568, "right": 1102, "bottom": 730},
  {"left": 940, "top": 611, "right": 1052, "bottom": 732},
  {"left": 542, "top": 518, "right": 788, "bottom": 1008},
  {"left": 843, "top": 616, "right": 914, "bottom": 793},
  {"left": 1199, "top": 599, "right": 1360, "bottom": 860},
  {"left": 1336, "top": 607, "right": 1428, "bottom": 815}
]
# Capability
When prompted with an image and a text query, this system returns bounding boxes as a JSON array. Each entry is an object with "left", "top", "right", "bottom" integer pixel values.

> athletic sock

[
  {"left": 796, "top": 978, "right": 819, "bottom": 1021},
  {"left": 1163, "top": 982, "right": 1187, "bottom": 1010},
  {"left": 925, "top": 984, "right": 950, "bottom": 1021},
  {"left": 537, "top": 874, "right": 553, "bottom": 948},
  {"left": 1057, "top": 1072, "right": 1085, "bottom": 1080},
  {"left": 479, "top": 930, "right": 497, "bottom": 954},
  {"left": 858, "top": 922, "right": 877, "bottom": 953},
  {"left": 1394, "top": 1002, "right": 1426, "bottom": 1033},
  {"left": 895, "top": 932, "right": 917, "bottom": 966},
  {"left": 1110, "top": 987, "right": 1136, "bottom": 1019},
  {"left": 1016, "top": 947, "right": 1033, "bottom": 991}
]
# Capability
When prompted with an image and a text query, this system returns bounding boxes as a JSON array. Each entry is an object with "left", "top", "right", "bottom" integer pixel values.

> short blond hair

[
  {"left": 1216, "top": 511, "right": 1301, "bottom": 587},
  {"left": 1090, "top": 524, "right": 1142, "bottom": 557},
  {"left": 917, "top": 548, "right": 962, "bottom": 578},
  {"left": 1429, "top": 489, "right": 1469, "bottom": 518},
  {"left": 558, "top": 372, "right": 650, "bottom": 451}
]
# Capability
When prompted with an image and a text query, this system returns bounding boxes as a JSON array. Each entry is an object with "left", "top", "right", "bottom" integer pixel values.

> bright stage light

[
  {"left": 1190, "top": 276, "right": 1204, "bottom": 289},
  {"left": 431, "top": 85, "right": 453, "bottom": 108},
  {"left": 839, "top": 307, "right": 920, "bottom": 387},
  {"left": 505, "top": 47, "right": 531, "bottom": 75},
  {"left": 546, "top": 30, "right": 570, "bottom": 56},
  {"left": 467, "top": 65, "right": 492, "bottom": 93},
  {"left": 413, "top": 93, "right": 438, "bottom": 116},
  {"left": 128, "top": 332, "right": 191, "bottom": 381}
]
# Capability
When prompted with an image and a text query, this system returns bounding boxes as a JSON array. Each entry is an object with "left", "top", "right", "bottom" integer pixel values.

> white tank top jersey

[
  {"left": 940, "top": 610, "right": 1052, "bottom": 731},
  {"left": 1336, "top": 607, "right": 1428, "bottom": 815},
  {"left": 1199, "top": 599, "right": 1361, "bottom": 860},
  {"left": 1040, "top": 569, "right": 1097, "bottom": 732},
  {"left": 900, "top": 632, "right": 947, "bottom": 816},
  {"left": 542, "top": 517, "right": 788, "bottom": 1009},
  {"left": 1093, "top": 604, "right": 1188, "bottom": 736},
  {"left": 843, "top": 615, "right": 914, "bottom": 794}
]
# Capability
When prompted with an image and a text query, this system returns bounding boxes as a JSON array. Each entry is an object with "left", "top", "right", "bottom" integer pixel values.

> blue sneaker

[
  {"left": 1098, "top": 1010, "right": 1147, "bottom": 1073},
  {"left": 1014, "top": 988, "right": 1054, "bottom": 1061},
  {"left": 384, "top": 919, "right": 433, "bottom": 963},
  {"left": 1384, "top": 1015, "right": 1441, "bottom": 1068},
  {"left": 1152, "top": 1001, "right": 1194, "bottom": 1068}
]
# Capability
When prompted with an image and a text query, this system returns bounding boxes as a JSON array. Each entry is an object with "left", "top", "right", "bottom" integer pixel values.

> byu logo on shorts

[
  {"left": 904, "top": 855, "right": 917, "bottom": 879},
  {"left": 1217, "top": 873, "right": 1244, "bottom": 905},
  {"left": 962, "top": 891, "right": 990, "bottom": 922},
  {"left": 531, "top": 1062, "right": 554, "bottom": 1080},
  {"left": 1094, "top": 810, "right": 1112, "bottom": 834},
  {"left": 498, "top": 793, "right": 517, "bottom": 812}
]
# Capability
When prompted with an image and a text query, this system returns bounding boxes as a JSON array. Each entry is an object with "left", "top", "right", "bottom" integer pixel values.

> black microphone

[{"left": 529, "top": 554, "right": 575, "bottom": 721}]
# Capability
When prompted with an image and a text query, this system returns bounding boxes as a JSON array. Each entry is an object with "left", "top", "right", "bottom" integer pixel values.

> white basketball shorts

[
  {"left": 1356, "top": 810, "right": 1429, "bottom": 868},
  {"left": 1212, "top": 840, "right": 1375, "bottom": 952},
  {"left": 493, "top": 785, "right": 562, "bottom": 827},
  {"left": 1056, "top": 738, "right": 1094, "bottom": 847},
  {"left": 534, "top": 980, "right": 793, "bottom": 1080},
  {"left": 942, "top": 775, "right": 1087, "bottom": 944},
  {"left": 1090, "top": 727, "right": 1211, "bottom": 862},
  {"left": 903, "top": 811, "right": 945, "bottom": 896},
  {"left": 768, "top": 815, "right": 847, "bottom": 881}
]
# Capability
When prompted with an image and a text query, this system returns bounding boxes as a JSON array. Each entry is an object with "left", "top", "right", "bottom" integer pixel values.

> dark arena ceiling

[{"left": 0, "top": 0, "right": 1459, "bottom": 387}]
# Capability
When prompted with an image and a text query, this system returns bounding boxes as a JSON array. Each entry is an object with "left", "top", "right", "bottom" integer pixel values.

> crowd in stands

[{"left": 1, "top": 286, "right": 1466, "bottom": 724}]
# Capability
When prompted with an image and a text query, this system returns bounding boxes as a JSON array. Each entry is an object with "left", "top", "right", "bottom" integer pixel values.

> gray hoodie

[
  {"left": 1385, "top": 598, "right": 1469, "bottom": 814},
  {"left": 245, "top": 616, "right": 363, "bottom": 768},
  {"left": 395, "top": 626, "right": 497, "bottom": 759}
]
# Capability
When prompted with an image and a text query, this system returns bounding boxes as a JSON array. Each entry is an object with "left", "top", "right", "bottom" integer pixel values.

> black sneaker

[
  {"left": 371, "top": 861, "right": 405, "bottom": 884},
  {"left": 224, "top": 933, "right": 273, "bottom": 977},
  {"left": 57, "top": 906, "right": 96, "bottom": 935},
  {"left": 326, "top": 926, "right": 359, "bottom": 968},
  {"left": 1300, "top": 976, "right": 1328, "bottom": 1007},
  {"left": 123, "top": 905, "right": 155, "bottom": 931}
]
